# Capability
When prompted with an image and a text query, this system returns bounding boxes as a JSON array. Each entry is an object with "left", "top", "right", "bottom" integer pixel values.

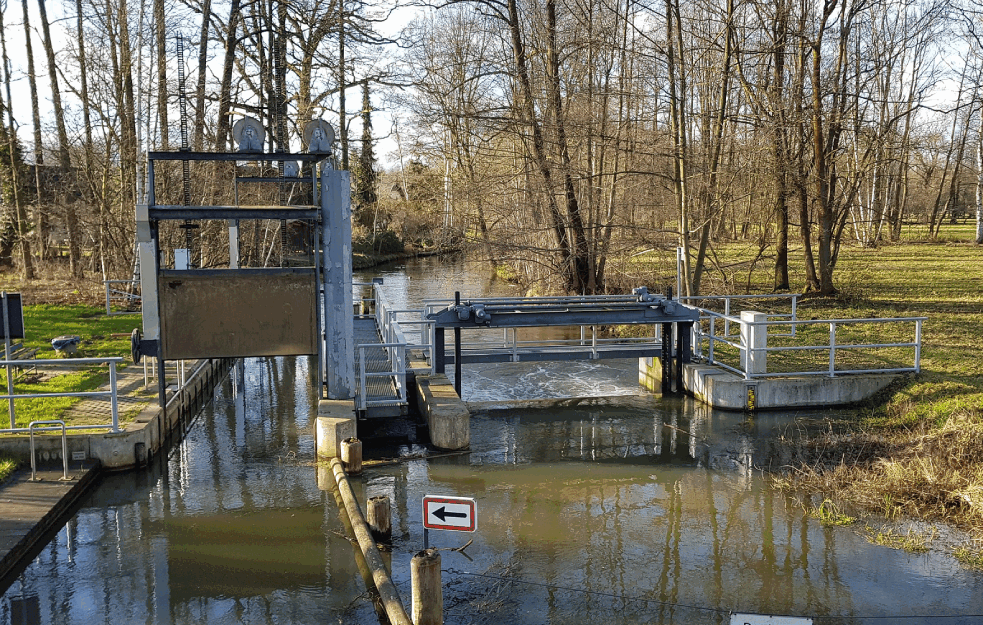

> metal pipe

[
  {"left": 29, "top": 420, "right": 68, "bottom": 481},
  {"left": 110, "top": 364, "right": 120, "bottom": 432}
]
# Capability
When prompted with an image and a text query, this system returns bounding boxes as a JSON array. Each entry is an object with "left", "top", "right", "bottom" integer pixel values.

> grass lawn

[
  {"left": 624, "top": 231, "right": 983, "bottom": 558},
  {"left": 0, "top": 304, "right": 144, "bottom": 432}
]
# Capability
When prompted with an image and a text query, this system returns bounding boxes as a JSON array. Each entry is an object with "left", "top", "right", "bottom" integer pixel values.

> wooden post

[
  {"left": 341, "top": 437, "right": 362, "bottom": 474},
  {"left": 411, "top": 548, "right": 442, "bottom": 625},
  {"left": 367, "top": 495, "right": 392, "bottom": 542}
]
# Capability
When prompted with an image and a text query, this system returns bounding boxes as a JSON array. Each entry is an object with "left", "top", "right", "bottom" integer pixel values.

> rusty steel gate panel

[{"left": 158, "top": 268, "right": 318, "bottom": 360}]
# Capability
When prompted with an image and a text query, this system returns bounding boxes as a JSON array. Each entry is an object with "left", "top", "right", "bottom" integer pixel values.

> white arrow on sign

[{"left": 423, "top": 495, "right": 476, "bottom": 532}]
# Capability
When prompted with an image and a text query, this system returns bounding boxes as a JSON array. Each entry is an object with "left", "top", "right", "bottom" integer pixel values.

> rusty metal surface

[{"left": 159, "top": 269, "right": 317, "bottom": 360}]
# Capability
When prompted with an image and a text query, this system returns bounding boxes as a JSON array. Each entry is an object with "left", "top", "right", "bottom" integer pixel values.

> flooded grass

[
  {"left": 864, "top": 524, "right": 936, "bottom": 553},
  {"left": 627, "top": 236, "right": 983, "bottom": 564},
  {"left": 809, "top": 499, "right": 857, "bottom": 527}
]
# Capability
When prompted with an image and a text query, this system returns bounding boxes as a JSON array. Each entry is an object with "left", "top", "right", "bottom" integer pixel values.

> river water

[{"left": 2, "top": 256, "right": 982, "bottom": 624}]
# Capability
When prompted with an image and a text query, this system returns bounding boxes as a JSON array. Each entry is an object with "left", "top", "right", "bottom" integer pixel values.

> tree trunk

[
  {"left": 215, "top": 0, "right": 242, "bottom": 149},
  {"left": 977, "top": 94, "right": 983, "bottom": 244},
  {"left": 505, "top": 0, "right": 574, "bottom": 291},
  {"left": 38, "top": 0, "right": 83, "bottom": 277},
  {"left": 0, "top": 6, "right": 34, "bottom": 278},
  {"left": 545, "top": 0, "right": 590, "bottom": 293},
  {"left": 666, "top": 0, "right": 692, "bottom": 295},
  {"left": 193, "top": 0, "right": 213, "bottom": 151},
  {"left": 21, "top": 0, "right": 48, "bottom": 262},
  {"left": 155, "top": 0, "right": 169, "bottom": 149}
]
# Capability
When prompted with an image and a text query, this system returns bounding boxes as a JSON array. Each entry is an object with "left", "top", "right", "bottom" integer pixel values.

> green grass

[
  {"left": 3, "top": 368, "right": 110, "bottom": 429},
  {"left": 21, "top": 304, "right": 141, "bottom": 359},
  {"left": 0, "top": 304, "right": 144, "bottom": 432},
  {"left": 864, "top": 524, "right": 936, "bottom": 553},
  {"left": 622, "top": 230, "right": 983, "bottom": 538}
]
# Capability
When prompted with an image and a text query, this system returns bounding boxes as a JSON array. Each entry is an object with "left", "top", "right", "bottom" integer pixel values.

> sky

[{"left": 2, "top": 0, "right": 412, "bottom": 170}]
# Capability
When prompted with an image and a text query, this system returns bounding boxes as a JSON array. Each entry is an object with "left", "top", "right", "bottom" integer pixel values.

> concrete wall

[
  {"left": 412, "top": 374, "right": 470, "bottom": 450},
  {"left": 0, "top": 358, "right": 234, "bottom": 470},
  {"left": 640, "top": 357, "right": 898, "bottom": 410}
]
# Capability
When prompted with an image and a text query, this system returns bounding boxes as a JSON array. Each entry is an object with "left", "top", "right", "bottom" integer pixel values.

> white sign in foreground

[
  {"left": 730, "top": 615, "right": 813, "bottom": 625},
  {"left": 422, "top": 495, "right": 477, "bottom": 532}
]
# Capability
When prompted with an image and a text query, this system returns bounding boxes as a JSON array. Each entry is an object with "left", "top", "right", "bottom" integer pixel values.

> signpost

[{"left": 423, "top": 495, "right": 476, "bottom": 532}]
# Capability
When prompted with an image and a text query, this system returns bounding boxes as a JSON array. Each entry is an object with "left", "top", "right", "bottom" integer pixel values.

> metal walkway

[{"left": 353, "top": 316, "right": 406, "bottom": 418}]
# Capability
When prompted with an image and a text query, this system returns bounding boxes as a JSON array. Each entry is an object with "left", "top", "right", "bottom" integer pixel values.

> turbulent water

[{"left": 3, "top": 257, "right": 982, "bottom": 624}]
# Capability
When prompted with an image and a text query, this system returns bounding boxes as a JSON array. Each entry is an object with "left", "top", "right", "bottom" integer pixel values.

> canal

[{"left": 2, "top": 257, "right": 982, "bottom": 624}]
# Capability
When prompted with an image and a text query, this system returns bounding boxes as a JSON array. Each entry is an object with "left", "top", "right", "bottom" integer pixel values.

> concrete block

[
  {"left": 638, "top": 356, "right": 662, "bottom": 392},
  {"left": 316, "top": 410, "right": 356, "bottom": 458},
  {"left": 683, "top": 362, "right": 899, "bottom": 410},
  {"left": 414, "top": 374, "right": 469, "bottom": 450}
]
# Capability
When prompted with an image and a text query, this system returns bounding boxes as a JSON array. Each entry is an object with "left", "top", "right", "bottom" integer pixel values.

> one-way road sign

[{"left": 423, "top": 495, "right": 477, "bottom": 532}]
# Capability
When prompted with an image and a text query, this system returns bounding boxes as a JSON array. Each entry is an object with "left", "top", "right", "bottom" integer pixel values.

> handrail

[
  {"left": 354, "top": 283, "right": 411, "bottom": 410},
  {"left": 103, "top": 279, "right": 141, "bottom": 316},
  {"left": 692, "top": 310, "right": 926, "bottom": 379},
  {"left": 29, "top": 419, "right": 68, "bottom": 481},
  {"left": 1, "top": 357, "right": 123, "bottom": 433}
]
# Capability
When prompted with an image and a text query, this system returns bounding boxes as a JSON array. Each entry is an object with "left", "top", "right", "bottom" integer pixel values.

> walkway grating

[{"left": 353, "top": 316, "right": 403, "bottom": 416}]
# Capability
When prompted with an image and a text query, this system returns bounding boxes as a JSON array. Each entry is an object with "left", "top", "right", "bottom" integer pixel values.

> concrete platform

[{"left": 640, "top": 357, "right": 899, "bottom": 410}]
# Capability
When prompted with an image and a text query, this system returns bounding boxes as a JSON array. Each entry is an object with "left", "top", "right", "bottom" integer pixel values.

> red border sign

[{"left": 423, "top": 495, "right": 477, "bottom": 532}]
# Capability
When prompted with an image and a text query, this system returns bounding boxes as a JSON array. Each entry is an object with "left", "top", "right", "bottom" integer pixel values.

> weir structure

[
  {"left": 132, "top": 148, "right": 356, "bottom": 405},
  {"left": 424, "top": 288, "right": 700, "bottom": 396}
]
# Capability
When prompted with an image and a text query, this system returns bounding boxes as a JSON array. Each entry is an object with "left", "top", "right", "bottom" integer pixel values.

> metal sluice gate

[{"left": 421, "top": 287, "right": 699, "bottom": 396}]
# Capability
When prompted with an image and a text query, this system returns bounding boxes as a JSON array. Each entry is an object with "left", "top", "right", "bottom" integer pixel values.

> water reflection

[
  {"left": 3, "top": 357, "right": 982, "bottom": 624},
  {"left": 3, "top": 257, "right": 982, "bottom": 624}
]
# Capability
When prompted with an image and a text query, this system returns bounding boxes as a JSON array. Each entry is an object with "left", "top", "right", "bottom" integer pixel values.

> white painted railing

[
  {"left": 0, "top": 357, "right": 124, "bottom": 433},
  {"left": 692, "top": 308, "right": 926, "bottom": 379}
]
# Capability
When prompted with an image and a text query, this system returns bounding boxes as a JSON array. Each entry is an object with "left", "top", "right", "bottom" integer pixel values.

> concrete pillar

[
  {"left": 412, "top": 375, "right": 469, "bottom": 450},
  {"left": 322, "top": 169, "right": 354, "bottom": 399},
  {"left": 740, "top": 311, "right": 768, "bottom": 375},
  {"left": 316, "top": 416, "right": 356, "bottom": 458}
]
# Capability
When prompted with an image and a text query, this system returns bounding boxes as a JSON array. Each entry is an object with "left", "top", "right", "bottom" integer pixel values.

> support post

[
  {"left": 434, "top": 327, "right": 446, "bottom": 374},
  {"left": 367, "top": 495, "right": 392, "bottom": 543},
  {"left": 411, "top": 548, "right": 442, "bottom": 625},
  {"left": 341, "top": 437, "right": 362, "bottom": 474},
  {"left": 322, "top": 169, "right": 355, "bottom": 398},
  {"left": 661, "top": 322, "right": 673, "bottom": 394},
  {"left": 675, "top": 323, "right": 684, "bottom": 392},
  {"left": 454, "top": 292, "right": 462, "bottom": 397},
  {"left": 3, "top": 293, "right": 13, "bottom": 429}
]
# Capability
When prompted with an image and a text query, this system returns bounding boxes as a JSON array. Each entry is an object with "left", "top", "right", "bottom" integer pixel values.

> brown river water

[{"left": 2, "top": 257, "right": 981, "bottom": 624}]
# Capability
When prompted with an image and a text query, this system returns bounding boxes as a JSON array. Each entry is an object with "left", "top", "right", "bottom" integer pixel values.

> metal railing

[
  {"left": 693, "top": 310, "right": 926, "bottom": 379},
  {"left": 29, "top": 420, "right": 68, "bottom": 481},
  {"left": 0, "top": 357, "right": 123, "bottom": 433},
  {"left": 680, "top": 293, "right": 799, "bottom": 338},
  {"left": 103, "top": 280, "right": 141, "bottom": 316},
  {"left": 355, "top": 282, "right": 410, "bottom": 411}
]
